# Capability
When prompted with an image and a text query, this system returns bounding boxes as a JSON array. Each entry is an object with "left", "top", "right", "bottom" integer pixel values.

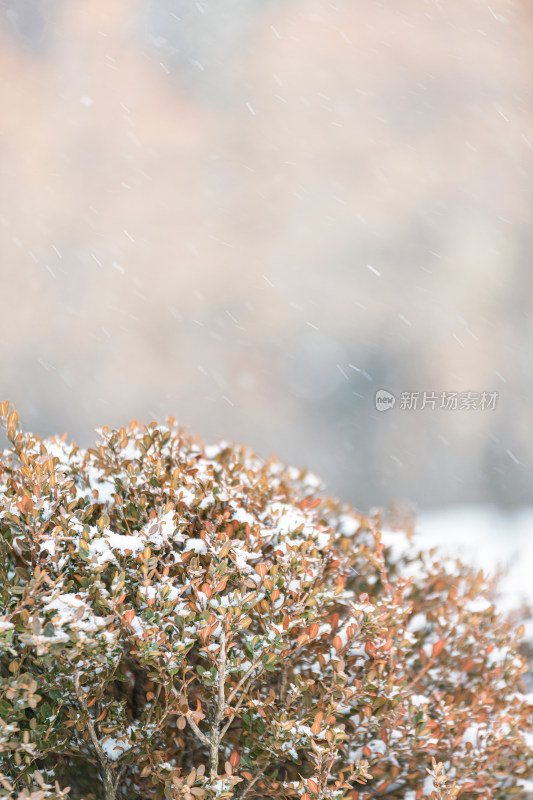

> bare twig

[
  {"left": 113, "top": 764, "right": 127, "bottom": 793},
  {"left": 222, "top": 641, "right": 279, "bottom": 745},
  {"left": 209, "top": 629, "right": 227, "bottom": 777},
  {"left": 144, "top": 683, "right": 162, "bottom": 729},
  {"left": 175, "top": 633, "right": 264, "bottom": 778},
  {"left": 239, "top": 766, "right": 266, "bottom": 800},
  {"left": 73, "top": 669, "right": 118, "bottom": 800},
  {"left": 374, "top": 537, "right": 392, "bottom": 600},
  {"left": 216, "top": 630, "right": 227, "bottom": 725},
  {"left": 406, "top": 645, "right": 446, "bottom": 691},
  {"left": 226, "top": 654, "right": 264, "bottom": 707},
  {"left": 220, "top": 671, "right": 255, "bottom": 738},
  {"left": 279, "top": 662, "right": 288, "bottom": 703},
  {"left": 170, "top": 681, "right": 210, "bottom": 748},
  {"left": 185, "top": 709, "right": 210, "bottom": 746},
  {"left": 368, "top": 781, "right": 408, "bottom": 797}
]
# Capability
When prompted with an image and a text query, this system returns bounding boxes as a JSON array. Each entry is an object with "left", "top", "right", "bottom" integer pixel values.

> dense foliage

[{"left": 0, "top": 403, "right": 531, "bottom": 800}]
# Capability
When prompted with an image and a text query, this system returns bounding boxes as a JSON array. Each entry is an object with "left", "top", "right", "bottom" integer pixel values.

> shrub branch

[{"left": 73, "top": 669, "right": 118, "bottom": 800}]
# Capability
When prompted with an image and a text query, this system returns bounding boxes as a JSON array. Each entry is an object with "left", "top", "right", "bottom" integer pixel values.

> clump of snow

[
  {"left": 267, "top": 503, "right": 308, "bottom": 535},
  {"left": 487, "top": 646, "right": 510, "bottom": 667},
  {"left": 407, "top": 612, "right": 427, "bottom": 632},
  {"left": 410, "top": 694, "right": 430, "bottom": 708},
  {"left": 40, "top": 539, "right": 57, "bottom": 557},
  {"left": 121, "top": 439, "right": 141, "bottom": 460},
  {"left": 204, "top": 442, "right": 228, "bottom": 459},
  {"left": 184, "top": 538, "right": 208, "bottom": 554},
  {"left": 142, "top": 511, "right": 183, "bottom": 548},
  {"left": 85, "top": 528, "right": 145, "bottom": 566},
  {"left": 75, "top": 465, "right": 116, "bottom": 505},
  {"left": 106, "top": 532, "right": 145, "bottom": 554},
  {"left": 466, "top": 597, "right": 493, "bottom": 614},
  {"left": 101, "top": 725, "right": 136, "bottom": 760},
  {"left": 231, "top": 505, "right": 258, "bottom": 527},
  {"left": 43, "top": 592, "right": 110, "bottom": 638},
  {"left": 462, "top": 723, "right": 484, "bottom": 749}
]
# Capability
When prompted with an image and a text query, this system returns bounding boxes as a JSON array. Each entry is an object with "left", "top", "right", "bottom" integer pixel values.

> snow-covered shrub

[{"left": 0, "top": 402, "right": 531, "bottom": 800}]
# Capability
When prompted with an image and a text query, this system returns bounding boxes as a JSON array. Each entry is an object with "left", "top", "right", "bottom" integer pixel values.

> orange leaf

[
  {"left": 199, "top": 626, "right": 212, "bottom": 642},
  {"left": 365, "top": 641, "right": 376, "bottom": 657},
  {"left": 307, "top": 778, "right": 319, "bottom": 793},
  {"left": 124, "top": 609, "right": 135, "bottom": 624},
  {"left": 19, "top": 495, "right": 33, "bottom": 513},
  {"left": 309, "top": 622, "right": 319, "bottom": 638},
  {"left": 333, "top": 635, "right": 343, "bottom": 651},
  {"left": 311, "top": 712, "right": 323, "bottom": 735},
  {"left": 229, "top": 750, "right": 240, "bottom": 768},
  {"left": 432, "top": 639, "right": 445, "bottom": 659}
]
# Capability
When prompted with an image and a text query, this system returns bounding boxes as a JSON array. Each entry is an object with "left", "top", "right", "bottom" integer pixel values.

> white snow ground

[{"left": 417, "top": 505, "right": 533, "bottom": 625}]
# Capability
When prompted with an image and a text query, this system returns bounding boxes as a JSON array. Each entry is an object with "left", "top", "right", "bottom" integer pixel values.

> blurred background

[{"left": 1, "top": 0, "right": 532, "bottom": 561}]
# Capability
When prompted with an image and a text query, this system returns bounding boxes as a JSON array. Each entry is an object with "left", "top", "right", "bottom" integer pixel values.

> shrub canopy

[{"left": 0, "top": 403, "right": 531, "bottom": 800}]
